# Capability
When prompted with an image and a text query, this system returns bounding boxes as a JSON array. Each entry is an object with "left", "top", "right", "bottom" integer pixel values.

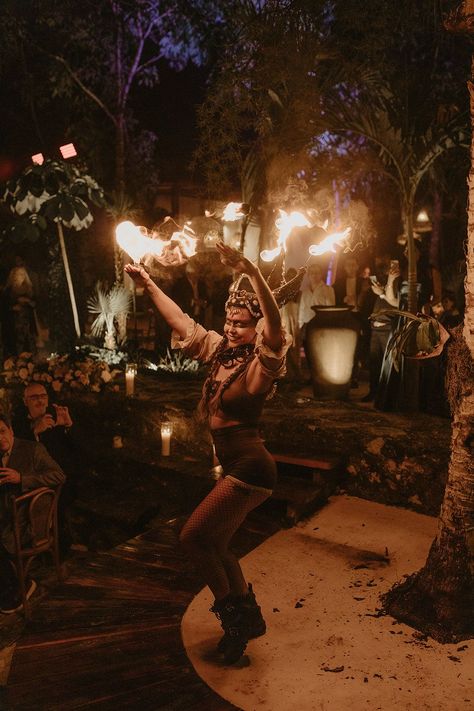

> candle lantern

[
  {"left": 161, "top": 422, "right": 172, "bottom": 456},
  {"left": 125, "top": 363, "right": 137, "bottom": 397}
]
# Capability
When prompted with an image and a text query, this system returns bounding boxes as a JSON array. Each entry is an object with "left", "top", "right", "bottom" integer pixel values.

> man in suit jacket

[
  {"left": 0, "top": 414, "right": 65, "bottom": 613},
  {"left": 333, "top": 256, "right": 364, "bottom": 308}
]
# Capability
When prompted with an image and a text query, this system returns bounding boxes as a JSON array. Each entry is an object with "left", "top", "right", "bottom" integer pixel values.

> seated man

[
  {"left": 12, "top": 383, "right": 74, "bottom": 459},
  {"left": 0, "top": 414, "right": 65, "bottom": 614},
  {"left": 12, "top": 383, "right": 78, "bottom": 550}
]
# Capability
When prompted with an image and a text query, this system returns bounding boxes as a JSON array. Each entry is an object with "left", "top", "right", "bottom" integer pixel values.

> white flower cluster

[
  {"left": 53, "top": 210, "right": 94, "bottom": 231},
  {"left": 2, "top": 352, "right": 122, "bottom": 393}
]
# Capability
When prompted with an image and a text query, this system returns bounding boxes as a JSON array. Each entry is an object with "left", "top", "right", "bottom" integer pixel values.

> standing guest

[
  {"left": 0, "top": 414, "right": 65, "bottom": 614},
  {"left": 280, "top": 267, "right": 302, "bottom": 383},
  {"left": 333, "top": 256, "right": 362, "bottom": 309},
  {"left": 298, "top": 263, "right": 335, "bottom": 377},
  {"left": 362, "top": 256, "right": 400, "bottom": 403},
  {"left": 170, "top": 262, "right": 208, "bottom": 326},
  {"left": 125, "top": 242, "right": 293, "bottom": 664},
  {"left": 439, "top": 291, "right": 462, "bottom": 329},
  {"left": 298, "top": 263, "right": 335, "bottom": 331},
  {"left": 334, "top": 256, "right": 365, "bottom": 387},
  {"left": 356, "top": 265, "right": 376, "bottom": 373},
  {"left": 3, "top": 257, "right": 38, "bottom": 356}
]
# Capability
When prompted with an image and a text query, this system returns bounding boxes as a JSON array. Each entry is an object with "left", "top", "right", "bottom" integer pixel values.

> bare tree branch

[{"left": 48, "top": 52, "right": 117, "bottom": 125}]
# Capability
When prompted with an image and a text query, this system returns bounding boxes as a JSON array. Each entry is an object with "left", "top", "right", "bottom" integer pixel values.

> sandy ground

[{"left": 181, "top": 495, "right": 473, "bottom": 711}]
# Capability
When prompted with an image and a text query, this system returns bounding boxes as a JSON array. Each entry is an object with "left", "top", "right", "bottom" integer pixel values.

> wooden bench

[{"left": 270, "top": 452, "right": 343, "bottom": 524}]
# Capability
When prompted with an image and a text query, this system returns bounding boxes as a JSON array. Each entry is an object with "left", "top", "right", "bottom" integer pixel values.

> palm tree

[{"left": 322, "top": 88, "right": 469, "bottom": 312}]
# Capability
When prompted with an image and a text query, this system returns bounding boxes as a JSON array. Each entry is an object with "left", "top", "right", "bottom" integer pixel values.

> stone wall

[{"left": 261, "top": 394, "right": 451, "bottom": 517}]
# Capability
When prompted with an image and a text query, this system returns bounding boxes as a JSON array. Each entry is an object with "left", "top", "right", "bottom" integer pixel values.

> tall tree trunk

[
  {"left": 430, "top": 191, "right": 443, "bottom": 303},
  {"left": 382, "top": 29, "right": 474, "bottom": 642},
  {"left": 57, "top": 222, "right": 81, "bottom": 339},
  {"left": 466, "top": 56, "right": 474, "bottom": 361},
  {"left": 405, "top": 196, "right": 418, "bottom": 313}
]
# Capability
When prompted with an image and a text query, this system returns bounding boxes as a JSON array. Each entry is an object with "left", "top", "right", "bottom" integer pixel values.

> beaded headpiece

[{"left": 225, "top": 267, "right": 307, "bottom": 320}]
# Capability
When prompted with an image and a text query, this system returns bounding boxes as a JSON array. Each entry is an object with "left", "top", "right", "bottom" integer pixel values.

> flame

[
  {"left": 260, "top": 246, "right": 283, "bottom": 262},
  {"left": 171, "top": 228, "right": 198, "bottom": 257},
  {"left": 222, "top": 202, "right": 245, "bottom": 221},
  {"left": 116, "top": 220, "right": 197, "bottom": 266},
  {"left": 308, "top": 227, "right": 351, "bottom": 256},
  {"left": 260, "top": 210, "right": 311, "bottom": 262},
  {"left": 116, "top": 221, "right": 156, "bottom": 263}
]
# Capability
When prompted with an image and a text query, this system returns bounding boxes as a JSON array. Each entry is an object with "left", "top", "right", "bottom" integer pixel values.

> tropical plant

[
  {"left": 376, "top": 309, "right": 446, "bottom": 371},
  {"left": 87, "top": 282, "right": 132, "bottom": 349},
  {"left": 2, "top": 159, "right": 105, "bottom": 342},
  {"left": 321, "top": 88, "right": 469, "bottom": 312}
]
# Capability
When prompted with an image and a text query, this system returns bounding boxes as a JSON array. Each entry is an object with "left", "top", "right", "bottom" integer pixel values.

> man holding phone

[
  {"left": 12, "top": 383, "right": 78, "bottom": 551},
  {"left": 361, "top": 256, "right": 400, "bottom": 402}
]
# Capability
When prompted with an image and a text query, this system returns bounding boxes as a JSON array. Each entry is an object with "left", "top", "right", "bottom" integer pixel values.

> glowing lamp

[
  {"left": 416, "top": 209, "right": 429, "bottom": 223},
  {"left": 161, "top": 422, "right": 172, "bottom": 456},
  {"left": 414, "top": 209, "right": 432, "bottom": 233},
  {"left": 59, "top": 143, "right": 77, "bottom": 159},
  {"left": 125, "top": 363, "right": 137, "bottom": 397},
  {"left": 31, "top": 153, "right": 44, "bottom": 165}
]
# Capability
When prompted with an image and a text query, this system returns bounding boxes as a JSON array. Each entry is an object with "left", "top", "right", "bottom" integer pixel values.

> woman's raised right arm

[{"left": 124, "top": 264, "right": 189, "bottom": 339}]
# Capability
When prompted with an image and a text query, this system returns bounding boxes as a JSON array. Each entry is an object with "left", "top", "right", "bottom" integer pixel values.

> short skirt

[{"left": 211, "top": 424, "right": 277, "bottom": 490}]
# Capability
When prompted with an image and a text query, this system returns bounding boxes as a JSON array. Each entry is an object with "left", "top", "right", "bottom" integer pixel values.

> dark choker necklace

[{"left": 215, "top": 343, "right": 254, "bottom": 369}]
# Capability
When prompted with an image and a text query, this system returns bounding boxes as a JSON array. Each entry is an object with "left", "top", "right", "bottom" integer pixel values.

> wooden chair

[{"left": 9, "top": 485, "right": 63, "bottom": 618}]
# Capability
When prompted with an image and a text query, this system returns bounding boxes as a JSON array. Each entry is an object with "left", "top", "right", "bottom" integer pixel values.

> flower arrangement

[{"left": 2, "top": 352, "right": 122, "bottom": 393}]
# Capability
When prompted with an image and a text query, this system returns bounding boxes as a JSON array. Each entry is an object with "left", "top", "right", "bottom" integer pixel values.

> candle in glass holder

[
  {"left": 161, "top": 422, "right": 172, "bottom": 456},
  {"left": 125, "top": 363, "right": 137, "bottom": 397}
]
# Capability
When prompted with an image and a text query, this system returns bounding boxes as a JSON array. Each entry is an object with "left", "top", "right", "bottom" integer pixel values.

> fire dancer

[{"left": 125, "top": 242, "right": 296, "bottom": 664}]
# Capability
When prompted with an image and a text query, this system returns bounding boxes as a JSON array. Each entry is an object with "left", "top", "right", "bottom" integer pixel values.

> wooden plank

[
  {"left": 272, "top": 453, "right": 341, "bottom": 470},
  {"left": 5, "top": 513, "right": 278, "bottom": 710}
]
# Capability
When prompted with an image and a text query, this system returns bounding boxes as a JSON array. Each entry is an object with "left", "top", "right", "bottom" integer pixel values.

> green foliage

[
  {"left": 0, "top": 0, "right": 221, "bottom": 207},
  {"left": 379, "top": 310, "right": 444, "bottom": 372},
  {"left": 2, "top": 159, "right": 104, "bottom": 235}
]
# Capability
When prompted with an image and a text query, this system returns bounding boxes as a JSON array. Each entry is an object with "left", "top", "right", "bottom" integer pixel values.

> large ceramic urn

[{"left": 305, "top": 306, "right": 360, "bottom": 400}]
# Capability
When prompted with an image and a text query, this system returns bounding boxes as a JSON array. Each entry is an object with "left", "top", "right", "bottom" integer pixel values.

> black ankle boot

[
  {"left": 216, "top": 583, "right": 266, "bottom": 654},
  {"left": 242, "top": 583, "right": 266, "bottom": 638},
  {"left": 211, "top": 595, "right": 249, "bottom": 664}
]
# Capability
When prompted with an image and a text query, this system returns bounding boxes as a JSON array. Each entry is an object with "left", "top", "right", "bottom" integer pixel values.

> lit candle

[
  {"left": 125, "top": 363, "right": 137, "bottom": 397},
  {"left": 161, "top": 422, "right": 172, "bottom": 456}
]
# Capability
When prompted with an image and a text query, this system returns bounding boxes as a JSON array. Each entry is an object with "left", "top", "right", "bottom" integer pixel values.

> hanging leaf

[
  {"left": 59, "top": 197, "right": 75, "bottom": 223},
  {"left": 42, "top": 195, "right": 61, "bottom": 220},
  {"left": 72, "top": 196, "right": 91, "bottom": 220}
]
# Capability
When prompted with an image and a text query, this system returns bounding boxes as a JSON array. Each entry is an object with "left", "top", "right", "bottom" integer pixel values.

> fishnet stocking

[{"left": 179, "top": 476, "right": 270, "bottom": 600}]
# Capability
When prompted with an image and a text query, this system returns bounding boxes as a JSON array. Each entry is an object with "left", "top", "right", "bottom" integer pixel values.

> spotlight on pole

[
  {"left": 59, "top": 143, "right": 77, "bottom": 159},
  {"left": 31, "top": 153, "right": 44, "bottom": 165}
]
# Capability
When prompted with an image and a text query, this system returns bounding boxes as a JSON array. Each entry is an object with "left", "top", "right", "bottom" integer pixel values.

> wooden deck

[{"left": 5, "top": 514, "right": 280, "bottom": 710}]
